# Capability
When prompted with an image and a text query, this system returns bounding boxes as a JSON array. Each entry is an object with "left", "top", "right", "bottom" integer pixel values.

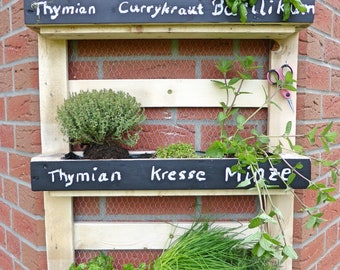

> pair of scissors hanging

[{"left": 266, "top": 64, "right": 295, "bottom": 112}]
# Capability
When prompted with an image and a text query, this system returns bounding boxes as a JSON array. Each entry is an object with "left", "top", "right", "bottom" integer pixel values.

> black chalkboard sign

[
  {"left": 30, "top": 156, "right": 310, "bottom": 191},
  {"left": 24, "top": 0, "right": 315, "bottom": 25}
]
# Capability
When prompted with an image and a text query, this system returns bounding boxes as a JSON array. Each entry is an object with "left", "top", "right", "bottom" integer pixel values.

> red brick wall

[
  {"left": 0, "top": 0, "right": 339, "bottom": 270},
  {"left": 294, "top": 1, "right": 340, "bottom": 269},
  {"left": 0, "top": 0, "right": 46, "bottom": 269}
]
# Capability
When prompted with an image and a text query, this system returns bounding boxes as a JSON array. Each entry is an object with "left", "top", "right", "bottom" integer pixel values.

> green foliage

[
  {"left": 155, "top": 143, "right": 199, "bottom": 158},
  {"left": 226, "top": 0, "right": 307, "bottom": 22},
  {"left": 56, "top": 89, "right": 146, "bottom": 147},
  {"left": 206, "top": 56, "right": 340, "bottom": 264},
  {"left": 123, "top": 263, "right": 147, "bottom": 270},
  {"left": 152, "top": 222, "right": 276, "bottom": 270},
  {"left": 69, "top": 252, "right": 114, "bottom": 270}
]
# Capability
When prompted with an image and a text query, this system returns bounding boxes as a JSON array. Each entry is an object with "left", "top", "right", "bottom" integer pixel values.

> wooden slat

[
  {"left": 37, "top": 24, "right": 301, "bottom": 40},
  {"left": 69, "top": 79, "right": 268, "bottom": 108},
  {"left": 49, "top": 189, "right": 289, "bottom": 197},
  {"left": 74, "top": 222, "right": 253, "bottom": 250},
  {"left": 39, "top": 36, "right": 74, "bottom": 269}
]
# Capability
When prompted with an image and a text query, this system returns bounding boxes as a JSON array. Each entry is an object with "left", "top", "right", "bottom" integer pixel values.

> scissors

[{"left": 266, "top": 64, "right": 294, "bottom": 112}]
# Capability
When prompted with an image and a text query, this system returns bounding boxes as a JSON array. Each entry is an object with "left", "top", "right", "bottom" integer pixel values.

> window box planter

[{"left": 30, "top": 153, "right": 310, "bottom": 191}]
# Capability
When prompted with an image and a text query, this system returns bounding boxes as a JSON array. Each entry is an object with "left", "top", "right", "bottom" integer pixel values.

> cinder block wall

[{"left": 0, "top": 0, "right": 339, "bottom": 270}]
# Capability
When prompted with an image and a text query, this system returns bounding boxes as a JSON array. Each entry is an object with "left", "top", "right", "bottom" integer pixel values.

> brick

[
  {"left": 0, "top": 151, "right": 8, "bottom": 174},
  {"left": 0, "top": 226, "right": 5, "bottom": 248},
  {"left": 296, "top": 93, "right": 321, "bottom": 120},
  {"left": 0, "top": 98, "right": 4, "bottom": 120},
  {"left": 0, "top": 9, "right": 10, "bottom": 37},
  {"left": 201, "top": 196, "right": 257, "bottom": 215},
  {"left": 69, "top": 61, "right": 99, "bottom": 80},
  {"left": 293, "top": 215, "right": 316, "bottom": 244},
  {"left": 317, "top": 243, "right": 340, "bottom": 270},
  {"left": 14, "top": 62, "right": 39, "bottom": 90},
  {"left": 6, "top": 230, "right": 21, "bottom": 259},
  {"left": 298, "top": 29, "right": 308, "bottom": 56},
  {"left": 77, "top": 40, "right": 172, "bottom": 57},
  {"left": 0, "top": 125, "right": 15, "bottom": 148},
  {"left": 11, "top": 0, "right": 25, "bottom": 31},
  {"left": 135, "top": 124, "right": 195, "bottom": 150},
  {"left": 18, "top": 185, "right": 44, "bottom": 215},
  {"left": 106, "top": 196, "right": 196, "bottom": 216},
  {"left": 325, "top": 224, "right": 338, "bottom": 250},
  {"left": 294, "top": 234, "right": 325, "bottom": 269},
  {"left": 323, "top": 94, "right": 340, "bottom": 118},
  {"left": 324, "top": 38, "right": 340, "bottom": 65},
  {"left": 7, "top": 95, "right": 40, "bottom": 121},
  {"left": 4, "top": 29, "right": 38, "bottom": 64},
  {"left": 297, "top": 61, "right": 330, "bottom": 90},
  {"left": 12, "top": 209, "right": 45, "bottom": 246},
  {"left": 15, "top": 126, "right": 41, "bottom": 153},
  {"left": 238, "top": 39, "right": 269, "bottom": 56},
  {"left": 313, "top": 2, "right": 332, "bottom": 35},
  {"left": 21, "top": 242, "right": 47, "bottom": 270},
  {"left": 9, "top": 154, "right": 32, "bottom": 183},
  {"left": 102, "top": 60, "right": 196, "bottom": 79},
  {"left": 74, "top": 197, "right": 101, "bottom": 216},
  {"left": 177, "top": 108, "right": 220, "bottom": 120},
  {"left": 178, "top": 39, "right": 233, "bottom": 56},
  {"left": 293, "top": 189, "right": 318, "bottom": 212},
  {"left": 325, "top": 0, "right": 340, "bottom": 10},
  {"left": 4, "top": 178, "right": 18, "bottom": 205},
  {"left": 0, "top": 201, "right": 11, "bottom": 227},
  {"left": 333, "top": 13, "right": 340, "bottom": 39},
  {"left": 0, "top": 67, "right": 13, "bottom": 92},
  {"left": 145, "top": 108, "right": 173, "bottom": 120},
  {"left": 331, "top": 69, "right": 340, "bottom": 92},
  {"left": 201, "top": 60, "right": 262, "bottom": 79},
  {"left": 303, "top": 30, "right": 324, "bottom": 61},
  {"left": 0, "top": 249, "right": 13, "bottom": 270}
]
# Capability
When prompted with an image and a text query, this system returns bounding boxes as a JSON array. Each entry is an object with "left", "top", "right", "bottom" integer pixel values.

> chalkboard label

[
  {"left": 30, "top": 157, "right": 310, "bottom": 191},
  {"left": 24, "top": 0, "right": 315, "bottom": 25}
]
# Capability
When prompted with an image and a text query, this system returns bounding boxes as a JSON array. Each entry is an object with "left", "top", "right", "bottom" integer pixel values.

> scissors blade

[{"left": 287, "top": 98, "right": 294, "bottom": 112}]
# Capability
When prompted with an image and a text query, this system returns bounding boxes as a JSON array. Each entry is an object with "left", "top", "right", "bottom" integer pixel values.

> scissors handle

[
  {"left": 281, "top": 89, "right": 291, "bottom": 99},
  {"left": 266, "top": 69, "right": 280, "bottom": 85},
  {"left": 280, "top": 64, "right": 293, "bottom": 77}
]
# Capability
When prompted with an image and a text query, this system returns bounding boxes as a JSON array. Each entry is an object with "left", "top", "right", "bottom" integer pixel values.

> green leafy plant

[
  {"left": 226, "top": 0, "right": 308, "bottom": 22},
  {"left": 155, "top": 142, "right": 199, "bottom": 158},
  {"left": 152, "top": 222, "right": 276, "bottom": 270},
  {"left": 57, "top": 89, "right": 146, "bottom": 148},
  {"left": 69, "top": 252, "right": 114, "bottom": 270},
  {"left": 206, "top": 56, "right": 339, "bottom": 263},
  {"left": 123, "top": 263, "right": 147, "bottom": 270}
]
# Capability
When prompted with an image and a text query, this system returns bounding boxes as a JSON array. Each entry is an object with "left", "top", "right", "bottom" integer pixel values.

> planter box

[{"left": 30, "top": 153, "right": 310, "bottom": 191}]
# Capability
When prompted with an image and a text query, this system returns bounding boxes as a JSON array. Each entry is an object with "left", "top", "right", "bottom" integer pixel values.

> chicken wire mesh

[{"left": 69, "top": 39, "right": 269, "bottom": 268}]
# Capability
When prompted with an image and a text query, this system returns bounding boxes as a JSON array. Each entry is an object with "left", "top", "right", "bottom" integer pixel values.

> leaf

[
  {"left": 228, "top": 77, "right": 241, "bottom": 86},
  {"left": 284, "top": 121, "right": 292, "bottom": 135},
  {"left": 287, "top": 173, "right": 296, "bottom": 186},
  {"left": 248, "top": 216, "right": 262, "bottom": 228},
  {"left": 307, "top": 126, "right": 317, "bottom": 144},
  {"left": 282, "top": 245, "right": 298, "bottom": 260},
  {"left": 236, "top": 114, "right": 246, "bottom": 130},
  {"left": 237, "top": 178, "right": 252, "bottom": 188},
  {"left": 325, "top": 131, "right": 337, "bottom": 143},
  {"left": 216, "top": 112, "right": 227, "bottom": 124}
]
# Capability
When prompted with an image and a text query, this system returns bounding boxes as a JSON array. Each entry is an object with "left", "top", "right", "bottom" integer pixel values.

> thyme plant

[
  {"left": 206, "top": 56, "right": 339, "bottom": 263},
  {"left": 56, "top": 89, "right": 146, "bottom": 148}
]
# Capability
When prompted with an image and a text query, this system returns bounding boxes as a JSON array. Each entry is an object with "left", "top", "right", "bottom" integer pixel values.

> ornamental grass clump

[
  {"left": 152, "top": 222, "right": 277, "bottom": 270},
  {"left": 56, "top": 89, "right": 146, "bottom": 159}
]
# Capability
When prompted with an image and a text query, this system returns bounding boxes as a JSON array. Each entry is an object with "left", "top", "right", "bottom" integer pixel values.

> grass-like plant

[
  {"left": 57, "top": 89, "right": 146, "bottom": 149},
  {"left": 152, "top": 222, "right": 276, "bottom": 270}
]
